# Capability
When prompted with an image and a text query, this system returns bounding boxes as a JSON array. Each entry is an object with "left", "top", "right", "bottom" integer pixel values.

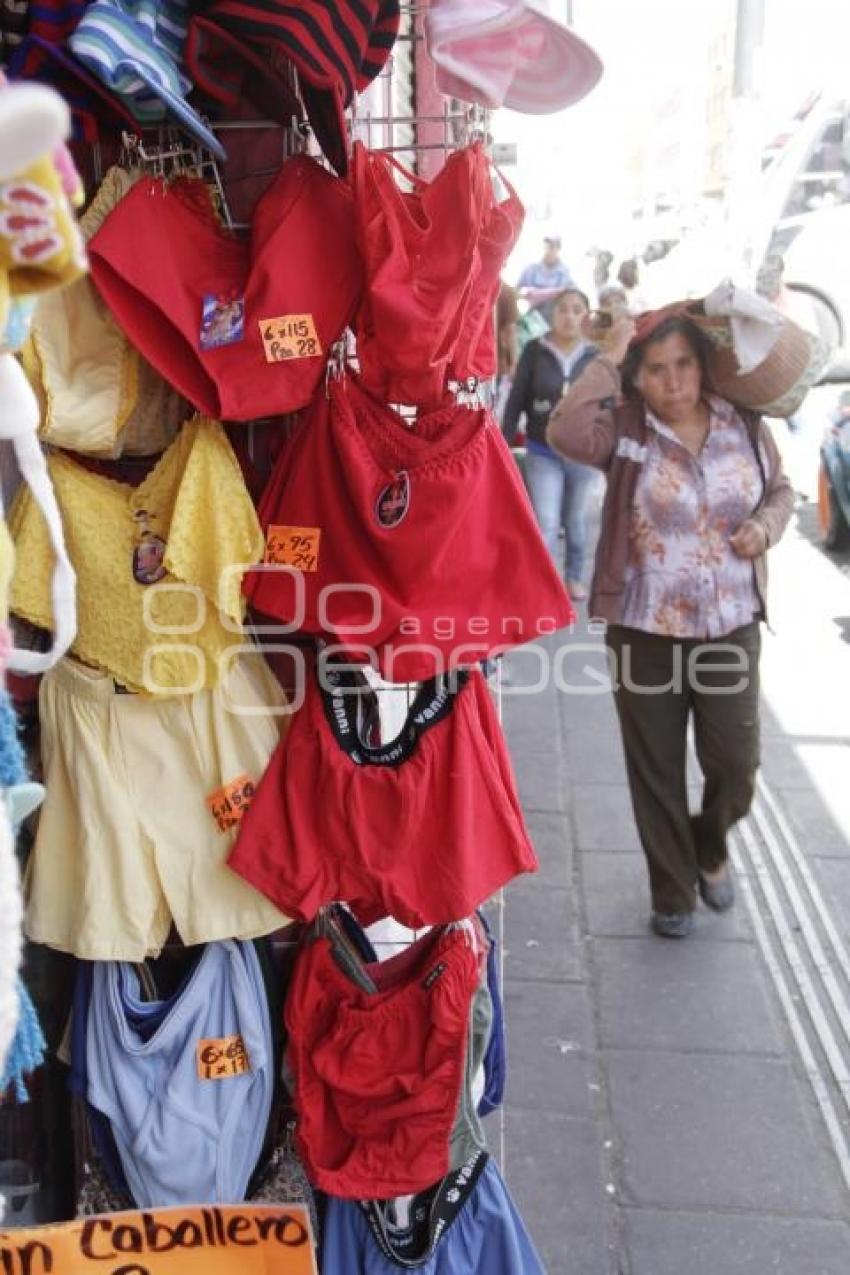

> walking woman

[
  {"left": 502, "top": 288, "right": 598, "bottom": 600},
  {"left": 547, "top": 311, "right": 794, "bottom": 937}
]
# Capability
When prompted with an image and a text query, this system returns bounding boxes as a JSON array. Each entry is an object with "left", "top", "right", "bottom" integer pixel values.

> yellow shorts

[{"left": 25, "top": 651, "right": 292, "bottom": 960}]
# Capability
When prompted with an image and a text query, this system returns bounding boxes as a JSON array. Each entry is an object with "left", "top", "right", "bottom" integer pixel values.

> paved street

[{"left": 498, "top": 493, "right": 850, "bottom": 1274}]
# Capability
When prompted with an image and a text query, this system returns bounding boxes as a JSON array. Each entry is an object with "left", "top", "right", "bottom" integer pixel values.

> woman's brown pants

[{"left": 606, "top": 623, "right": 761, "bottom": 916}]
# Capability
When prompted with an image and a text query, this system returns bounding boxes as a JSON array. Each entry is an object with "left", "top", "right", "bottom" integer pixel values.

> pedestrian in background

[
  {"left": 617, "top": 258, "right": 649, "bottom": 315},
  {"left": 494, "top": 280, "right": 520, "bottom": 424},
  {"left": 547, "top": 311, "right": 793, "bottom": 938},
  {"left": 597, "top": 284, "right": 629, "bottom": 322},
  {"left": 517, "top": 235, "right": 576, "bottom": 324},
  {"left": 593, "top": 248, "right": 614, "bottom": 292},
  {"left": 502, "top": 288, "right": 598, "bottom": 601}
]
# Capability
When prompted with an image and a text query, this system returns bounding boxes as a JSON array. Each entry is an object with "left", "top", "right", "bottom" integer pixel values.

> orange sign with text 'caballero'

[{"left": 0, "top": 1204, "right": 317, "bottom": 1275}]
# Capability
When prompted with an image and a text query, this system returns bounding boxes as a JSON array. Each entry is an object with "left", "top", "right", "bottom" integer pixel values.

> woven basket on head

[{"left": 685, "top": 303, "right": 831, "bottom": 418}]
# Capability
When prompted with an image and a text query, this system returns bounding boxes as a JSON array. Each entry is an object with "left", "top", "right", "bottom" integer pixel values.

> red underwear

[
  {"left": 351, "top": 141, "right": 524, "bottom": 405},
  {"left": 88, "top": 156, "right": 362, "bottom": 420},
  {"left": 245, "top": 371, "right": 575, "bottom": 682},
  {"left": 228, "top": 664, "right": 537, "bottom": 928},
  {"left": 285, "top": 924, "right": 482, "bottom": 1198}
]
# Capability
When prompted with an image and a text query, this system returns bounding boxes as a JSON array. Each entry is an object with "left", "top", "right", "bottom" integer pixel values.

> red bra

[
  {"left": 227, "top": 665, "right": 537, "bottom": 929},
  {"left": 244, "top": 370, "right": 574, "bottom": 682},
  {"left": 88, "top": 157, "right": 362, "bottom": 421},
  {"left": 351, "top": 142, "right": 524, "bottom": 406}
]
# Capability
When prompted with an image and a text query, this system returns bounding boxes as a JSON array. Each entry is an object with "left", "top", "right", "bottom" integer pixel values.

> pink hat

[{"left": 425, "top": 0, "right": 603, "bottom": 114}]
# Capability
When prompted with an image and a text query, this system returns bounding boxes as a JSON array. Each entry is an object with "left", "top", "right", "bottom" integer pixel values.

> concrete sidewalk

[{"left": 498, "top": 623, "right": 850, "bottom": 1275}]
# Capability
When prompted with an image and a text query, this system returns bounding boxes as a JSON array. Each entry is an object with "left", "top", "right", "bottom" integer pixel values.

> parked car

[{"left": 819, "top": 391, "right": 850, "bottom": 549}]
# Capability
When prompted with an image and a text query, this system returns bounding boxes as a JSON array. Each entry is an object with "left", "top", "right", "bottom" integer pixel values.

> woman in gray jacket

[{"left": 547, "top": 312, "right": 793, "bottom": 938}]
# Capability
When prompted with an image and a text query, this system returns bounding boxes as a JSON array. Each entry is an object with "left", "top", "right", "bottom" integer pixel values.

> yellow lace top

[{"left": 9, "top": 417, "right": 263, "bottom": 694}]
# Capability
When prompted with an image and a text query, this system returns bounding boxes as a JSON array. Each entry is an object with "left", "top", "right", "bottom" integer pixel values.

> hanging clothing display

[
  {"left": 424, "top": 0, "right": 603, "bottom": 115},
  {"left": 351, "top": 142, "right": 523, "bottom": 406},
  {"left": 305, "top": 906, "right": 493, "bottom": 1170},
  {"left": 284, "top": 923, "right": 484, "bottom": 1199},
  {"left": 188, "top": 0, "right": 401, "bottom": 176},
  {"left": 24, "top": 165, "right": 187, "bottom": 458},
  {"left": 0, "top": 0, "right": 599, "bottom": 1250},
  {"left": 228, "top": 665, "right": 537, "bottom": 929},
  {"left": 25, "top": 652, "right": 291, "bottom": 960},
  {"left": 84, "top": 940, "right": 273, "bottom": 1207},
  {"left": 246, "top": 371, "right": 574, "bottom": 682},
  {"left": 87, "top": 156, "right": 362, "bottom": 419},
  {"left": 9, "top": 416, "right": 263, "bottom": 694},
  {"left": 321, "top": 1151, "right": 545, "bottom": 1273}
]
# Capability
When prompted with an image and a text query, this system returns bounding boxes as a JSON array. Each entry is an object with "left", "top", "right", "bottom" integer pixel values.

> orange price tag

[
  {"left": 206, "top": 774, "right": 256, "bottom": 833},
  {"left": 0, "top": 1204, "right": 318, "bottom": 1274},
  {"left": 259, "top": 313, "right": 322, "bottom": 363},
  {"left": 197, "top": 1034, "right": 251, "bottom": 1080},
  {"left": 264, "top": 525, "right": 321, "bottom": 573}
]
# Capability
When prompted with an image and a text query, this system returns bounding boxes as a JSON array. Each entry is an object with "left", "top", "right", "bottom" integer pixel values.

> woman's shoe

[
  {"left": 567, "top": 579, "right": 587, "bottom": 600},
  {"left": 650, "top": 912, "right": 693, "bottom": 939},
  {"left": 698, "top": 867, "right": 735, "bottom": 912}
]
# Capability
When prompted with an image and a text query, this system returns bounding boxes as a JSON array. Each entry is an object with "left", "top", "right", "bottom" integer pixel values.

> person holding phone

[{"left": 502, "top": 288, "right": 600, "bottom": 600}]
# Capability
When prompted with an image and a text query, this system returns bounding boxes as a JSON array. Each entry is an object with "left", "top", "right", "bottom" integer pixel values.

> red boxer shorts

[
  {"left": 351, "top": 141, "right": 522, "bottom": 405},
  {"left": 227, "top": 664, "right": 538, "bottom": 928},
  {"left": 88, "top": 156, "right": 362, "bottom": 420},
  {"left": 285, "top": 923, "right": 482, "bottom": 1198},
  {"left": 245, "top": 371, "right": 575, "bottom": 682}
]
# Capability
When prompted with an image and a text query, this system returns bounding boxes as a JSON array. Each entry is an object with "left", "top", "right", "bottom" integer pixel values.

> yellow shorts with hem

[{"left": 25, "top": 650, "right": 292, "bottom": 960}]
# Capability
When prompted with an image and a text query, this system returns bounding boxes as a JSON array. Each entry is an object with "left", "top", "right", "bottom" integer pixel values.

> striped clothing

[{"left": 70, "top": 0, "right": 189, "bottom": 122}]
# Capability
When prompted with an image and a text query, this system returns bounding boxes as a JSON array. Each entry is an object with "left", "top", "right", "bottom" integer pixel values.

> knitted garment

[
  {"left": 0, "top": 685, "right": 26, "bottom": 787},
  {"left": 0, "top": 810, "right": 21, "bottom": 1105},
  {"left": 9, "top": 416, "right": 263, "bottom": 693},
  {"left": 0, "top": 977, "right": 46, "bottom": 1101}
]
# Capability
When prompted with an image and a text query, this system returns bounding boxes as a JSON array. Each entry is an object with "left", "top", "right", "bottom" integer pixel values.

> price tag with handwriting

[
  {"left": 264, "top": 526, "right": 321, "bottom": 573},
  {"left": 197, "top": 1034, "right": 251, "bottom": 1081},
  {"left": 259, "top": 314, "right": 322, "bottom": 363},
  {"left": 206, "top": 775, "right": 256, "bottom": 833}
]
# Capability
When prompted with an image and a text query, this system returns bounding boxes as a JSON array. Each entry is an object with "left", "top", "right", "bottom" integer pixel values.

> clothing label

[
  {"left": 131, "top": 508, "right": 168, "bottom": 585},
  {"left": 375, "top": 471, "right": 410, "bottom": 528},
  {"left": 206, "top": 774, "right": 256, "bottom": 833},
  {"left": 259, "top": 314, "right": 322, "bottom": 363},
  {"left": 422, "top": 961, "right": 447, "bottom": 990},
  {"left": 200, "top": 292, "right": 245, "bottom": 349},
  {"left": 0, "top": 1204, "right": 318, "bottom": 1274},
  {"left": 132, "top": 534, "right": 167, "bottom": 585},
  {"left": 264, "top": 525, "right": 321, "bottom": 572},
  {"left": 197, "top": 1034, "right": 251, "bottom": 1080}
]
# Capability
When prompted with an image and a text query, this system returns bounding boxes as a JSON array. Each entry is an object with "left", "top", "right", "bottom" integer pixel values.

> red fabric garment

[
  {"left": 285, "top": 926, "right": 481, "bottom": 1197},
  {"left": 449, "top": 171, "right": 524, "bottom": 385},
  {"left": 227, "top": 665, "right": 538, "bottom": 928},
  {"left": 88, "top": 157, "right": 362, "bottom": 420},
  {"left": 244, "top": 371, "right": 574, "bottom": 682},
  {"left": 351, "top": 141, "right": 523, "bottom": 405}
]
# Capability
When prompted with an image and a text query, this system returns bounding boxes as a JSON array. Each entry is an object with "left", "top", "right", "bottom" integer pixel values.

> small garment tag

[
  {"left": 131, "top": 509, "right": 167, "bottom": 585},
  {"left": 259, "top": 313, "right": 322, "bottom": 363},
  {"left": 375, "top": 472, "right": 410, "bottom": 528},
  {"left": 206, "top": 774, "right": 256, "bottom": 833},
  {"left": 132, "top": 535, "right": 167, "bottom": 585},
  {"left": 422, "top": 961, "right": 448, "bottom": 990},
  {"left": 264, "top": 525, "right": 321, "bottom": 572},
  {"left": 200, "top": 292, "right": 245, "bottom": 349},
  {"left": 196, "top": 1034, "right": 251, "bottom": 1080}
]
